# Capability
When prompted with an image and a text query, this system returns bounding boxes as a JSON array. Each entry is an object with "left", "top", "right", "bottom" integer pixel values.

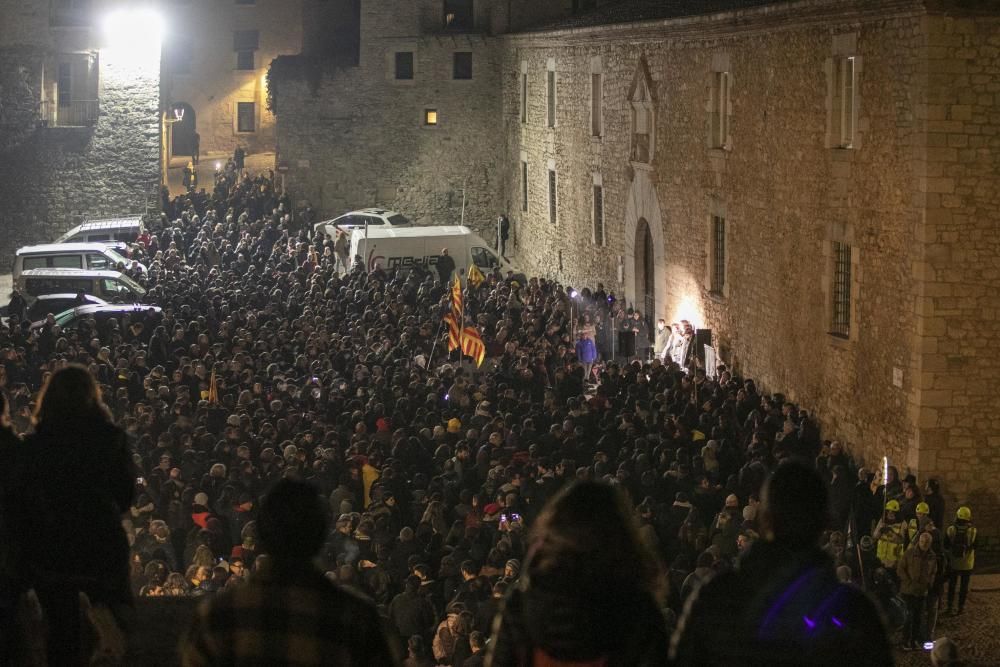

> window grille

[
  {"left": 831, "top": 242, "right": 851, "bottom": 337},
  {"left": 711, "top": 216, "right": 725, "bottom": 294}
]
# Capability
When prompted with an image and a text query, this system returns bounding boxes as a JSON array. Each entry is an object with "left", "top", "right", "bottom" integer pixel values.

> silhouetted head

[
  {"left": 33, "top": 364, "right": 111, "bottom": 428},
  {"left": 760, "top": 460, "right": 828, "bottom": 550},
  {"left": 258, "top": 479, "right": 326, "bottom": 562}
]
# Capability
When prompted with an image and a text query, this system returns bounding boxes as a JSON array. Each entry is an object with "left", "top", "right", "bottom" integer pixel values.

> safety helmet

[
  {"left": 885, "top": 500, "right": 900, "bottom": 512},
  {"left": 916, "top": 502, "right": 930, "bottom": 515},
  {"left": 957, "top": 506, "right": 972, "bottom": 521}
]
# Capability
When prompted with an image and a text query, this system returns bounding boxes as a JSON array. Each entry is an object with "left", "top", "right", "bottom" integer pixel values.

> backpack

[{"left": 950, "top": 525, "right": 969, "bottom": 559}]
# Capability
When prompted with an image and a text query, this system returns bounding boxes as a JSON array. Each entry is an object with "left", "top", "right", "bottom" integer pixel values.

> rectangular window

[
  {"left": 57, "top": 62, "right": 71, "bottom": 107},
  {"left": 453, "top": 52, "right": 472, "bottom": 80},
  {"left": 443, "top": 0, "right": 474, "bottom": 30},
  {"left": 237, "top": 102, "right": 255, "bottom": 133},
  {"left": 711, "top": 71, "right": 730, "bottom": 148},
  {"left": 711, "top": 216, "right": 726, "bottom": 294},
  {"left": 235, "top": 0, "right": 256, "bottom": 4},
  {"left": 838, "top": 56, "right": 855, "bottom": 148},
  {"left": 546, "top": 70, "right": 556, "bottom": 128},
  {"left": 395, "top": 51, "right": 414, "bottom": 80},
  {"left": 424, "top": 109, "right": 438, "bottom": 126},
  {"left": 233, "top": 30, "right": 259, "bottom": 51},
  {"left": 520, "top": 73, "right": 527, "bottom": 124},
  {"left": 593, "top": 184, "right": 604, "bottom": 246},
  {"left": 831, "top": 242, "right": 852, "bottom": 337},
  {"left": 548, "top": 169, "right": 557, "bottom": 225},
  {"left": 521, "top": 161, "right": 528, "bottom": 212},
  {"left": 236, "top": 49, "right": 255, "bottom": 70},
  {"left": 591, "top": 72, "right": 603, "bottom": 137}
]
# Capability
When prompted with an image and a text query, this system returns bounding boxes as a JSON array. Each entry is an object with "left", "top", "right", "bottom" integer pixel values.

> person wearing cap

[
  {"left": 670, "top": 460, "right": 892, "bottom": 666},
  {"left": 873, "top": 499, "right": 907, "bottom": 569},
  {"left": 181, "top": 479, "right": 397, "bottom": 666},
  {"left": 944, "top": 506, "right": 976, "bottom": 615}
]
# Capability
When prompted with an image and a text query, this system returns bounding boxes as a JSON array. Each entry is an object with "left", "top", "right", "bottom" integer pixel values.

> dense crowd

[{"left": 0, "top": 167, "right": 977, "bottom": 666}]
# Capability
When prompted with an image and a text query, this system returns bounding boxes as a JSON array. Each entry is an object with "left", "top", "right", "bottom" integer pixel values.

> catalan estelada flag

[
  {"left": 450, "top": 275, "right": 463, "bottom": 323},
  {"left": 468, "top": 263, "right": 485, "bottom": 289},
  {"left": 208, "top": 369, "right": 219, "bottom": 404},
  {"left": 461, "top": 326, "right": 486, "bottom": 367},
  {"left": 444, "top": 313, "right": 461, "bottom": 351}
]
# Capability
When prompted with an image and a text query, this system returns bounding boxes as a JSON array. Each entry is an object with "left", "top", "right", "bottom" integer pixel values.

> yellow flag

[{"left": 468, "top": 263, "right": 485, "bottom": 289}]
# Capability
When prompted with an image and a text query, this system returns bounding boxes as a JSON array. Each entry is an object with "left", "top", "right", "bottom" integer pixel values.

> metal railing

[{"left": 40, "top": 99, "right": 99, "bottom": 127}]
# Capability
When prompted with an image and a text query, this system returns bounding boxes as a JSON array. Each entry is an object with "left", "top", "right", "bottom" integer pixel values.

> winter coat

[
  {"left": 19, "top": 417, "right": 134, "bottom": 604},
  {"left": 670, "top": 541, "right": 892, "bottom": 667},
  {"left": 487, "top": 578, "right": 669, "bottom": 666},
  {"left": 575, "top": 338, "right": 598, "bottom": 364},
  {"left": 897, "top": 545, "right": 937, "bottom": 596},
  {"left": 945, "top": 522, "right": 977, "bottom": 571}
]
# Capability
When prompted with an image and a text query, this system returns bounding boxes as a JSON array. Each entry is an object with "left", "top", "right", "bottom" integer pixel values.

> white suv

[{"left": 313, "top": 208, "right": 412, "bottom": 238}]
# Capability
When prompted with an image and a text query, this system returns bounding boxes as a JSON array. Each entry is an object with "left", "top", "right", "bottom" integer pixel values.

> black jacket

[
  {"left": 670, "top": 541, "right": 892, "bottom": 667},
  {"left": 19, "top": 417, "right": 134, "bottom": 603},
  {"left": 488, "top": 577, "right": 669, "bottom": 666}
]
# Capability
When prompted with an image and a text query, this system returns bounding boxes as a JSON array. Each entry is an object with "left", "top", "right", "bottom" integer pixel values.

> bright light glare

[
  {"left": 671, "top": 293, "right": 704, "bottom": 329},
  {"left": 102, "top": 7, "right": 163, "bottom": 59}
]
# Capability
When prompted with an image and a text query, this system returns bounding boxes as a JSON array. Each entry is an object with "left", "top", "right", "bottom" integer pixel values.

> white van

[
  {"left": 349, "top": 226, "right": 519, "bottom": 281},
  {"left": 14, "top": 243, "right": 146, "bottom": 282},
  {"left": 55, "top": 216, "right": 143, "bottom": 244},
  {"left": 17, "top": 268, "right": 147, "bottom": 304}
]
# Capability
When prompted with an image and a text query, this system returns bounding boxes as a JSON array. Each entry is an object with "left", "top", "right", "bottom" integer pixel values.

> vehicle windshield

[
  {"left": 118, "top": 273, "right": 146, "bottom": 296},
  {"left": 387, "top": 214, "right": 411, "bottom": 226},
  {"left": 106, "top": 248, "right": 131, "bottom": 266}
]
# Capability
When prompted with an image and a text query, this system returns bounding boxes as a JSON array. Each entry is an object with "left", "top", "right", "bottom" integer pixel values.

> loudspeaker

[
  {"left": 617, "top": 330, "right": 636, "bottom": 357},
  {"left": 694, "top": 329, "right": 712, "bottom": 360}
]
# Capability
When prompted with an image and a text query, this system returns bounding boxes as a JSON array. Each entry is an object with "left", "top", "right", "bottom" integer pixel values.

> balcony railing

[{"left": 41, "top": 99, "right": 99, "bottom": 127}]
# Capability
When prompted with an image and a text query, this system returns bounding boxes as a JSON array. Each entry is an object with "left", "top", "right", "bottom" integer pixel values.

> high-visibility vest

[{"left": 877, "top": 521, "right": 906, "bottom": 566}]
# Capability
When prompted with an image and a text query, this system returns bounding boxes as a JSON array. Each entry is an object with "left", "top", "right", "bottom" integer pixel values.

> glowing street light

[{"left": 101, "top": 7, "right": 164, "bottom": 78}]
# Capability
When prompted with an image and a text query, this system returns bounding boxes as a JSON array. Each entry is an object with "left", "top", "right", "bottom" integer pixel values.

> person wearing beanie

[
  {"left": 181, "top": 479, "right": 396, "bottom": 664},
  {"left": 671, "top": 460, "right": 892, "bottom": 666}
]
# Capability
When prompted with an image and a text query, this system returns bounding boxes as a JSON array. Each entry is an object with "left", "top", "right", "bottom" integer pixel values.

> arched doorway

[
  {"left": 171, "top": 102, "right": 196, "bottom": 157},
  {"left": 635, "top": 217, "right": 655, "bottom": 328}
]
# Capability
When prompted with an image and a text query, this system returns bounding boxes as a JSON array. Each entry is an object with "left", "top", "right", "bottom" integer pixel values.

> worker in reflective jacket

[{"left": 874, "top": 499, "right": 907, "bottom": 568}]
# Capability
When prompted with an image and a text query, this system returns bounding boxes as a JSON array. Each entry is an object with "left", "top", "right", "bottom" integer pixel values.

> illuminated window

[{"left": 424, "top": 109, "right": 438, "bottom": 126}]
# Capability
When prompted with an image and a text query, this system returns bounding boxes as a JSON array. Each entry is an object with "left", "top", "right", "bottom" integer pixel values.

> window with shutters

[
  {"left": 546, "top": 65, "right": 556, "bottom": 128},
  {"left": 443, "top": 0, "right": 473, "bottom": 30},
  {"left": 711, "top": 71, "right": 731, "bottom": 149},
  {"left": 520, "top": 69, "right": 527, "bottom": 124},
  {"left": 827, "top": 40, "right": 861, "bottom": 150},
  {"left": 628, "top": 57, "right": 656, "bottom": 165},
  {"left": 591, "top": 72, "right": 603, "bottom": 137},
  {"left": 234, "top": 30, "right": 259, "bottom": 71},
  {"left": 835, "top": 56, "right": 856, "bottom": 148}
]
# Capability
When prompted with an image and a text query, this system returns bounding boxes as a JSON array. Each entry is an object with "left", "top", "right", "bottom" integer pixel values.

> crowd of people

[{"left": 0, "top": 167, "right": 978, "bottom": 665}]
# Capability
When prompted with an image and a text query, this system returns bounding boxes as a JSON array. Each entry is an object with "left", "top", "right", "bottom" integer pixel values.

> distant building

[
  {"left": 161, "top": 0, "right": 304, "bottom": 167},
  {"left": 273, "top": 0, "right": 1000, "bottom": 555},
  {"left": 0, "top": 0, "right": 161, "bottom": 265}
]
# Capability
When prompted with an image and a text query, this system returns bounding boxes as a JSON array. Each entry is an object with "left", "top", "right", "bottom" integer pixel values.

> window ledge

[
  {"left": 707, "top": 290, "right": 726, "bottom": 303},
  {"left": 591, "top": 135, "right": 603, "bottom": 144},
  {"left": 827, "top": 332, "right": 854, "bottom": 349},
  {"left": 630, "top": 161, "right": 653, "bottom": 172}
]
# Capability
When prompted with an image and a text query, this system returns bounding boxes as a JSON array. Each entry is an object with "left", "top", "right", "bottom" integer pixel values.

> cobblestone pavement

[{"left": 893, "top": 574, "right": 1000, "bottom": 667}]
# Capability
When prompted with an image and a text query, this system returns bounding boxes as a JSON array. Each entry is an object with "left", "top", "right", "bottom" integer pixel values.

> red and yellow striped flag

[
  {"left": 444, "top": 313, "right": 461, "bottom": 351},
  {"left": 461, "top": 326, "right": 486, "bottom": 368},
  {"left": 208, "top": 369, "right": 219, "bottom": 404},
  {"left": 450, "top": 275, "right": 463, "bottom": 323}
]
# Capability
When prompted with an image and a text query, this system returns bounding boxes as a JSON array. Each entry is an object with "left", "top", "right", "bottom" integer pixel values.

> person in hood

[
  {"left": 669, "top": 460, "right": 892, "bottom": 666},
  {"left": 487, "top": 481, "right": 669, "bottom": 666}
]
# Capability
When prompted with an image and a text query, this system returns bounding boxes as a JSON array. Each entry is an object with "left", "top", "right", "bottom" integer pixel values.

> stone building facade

[
  {"left": 161, "top": 0, "right": 303, "bottom": 165},
  {"left": 503, "top": 0, "right": 1000, "bottom": 552},
  {"left": 0, "top": 0, "right": 161, "bottom": 268},
  {"left": 272, "top": 0, "right": 1000, "bottom": 552}
]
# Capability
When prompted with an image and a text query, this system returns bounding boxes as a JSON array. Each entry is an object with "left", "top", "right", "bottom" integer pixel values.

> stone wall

[
  {"left": 504, "top": 0, "right": 1000, "bottom": 551},
  {"left": 0, "top": 44, "right": 160, "bottom": 270},
  {"left": 910, "top": 10, "right": 1000, "bottom": 552},
  {"left": 273, "top": 0, "right": 503, "bottom": 236}
]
